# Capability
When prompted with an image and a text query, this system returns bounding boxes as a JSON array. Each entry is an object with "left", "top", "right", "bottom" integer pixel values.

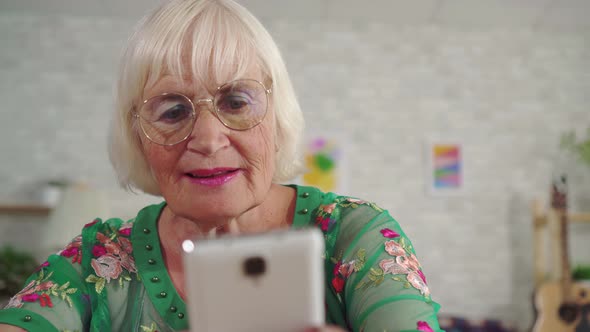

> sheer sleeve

[
  {"left": 0, "top": 236, "right": 91, "bottom": 332},
  {"left": 326, "top": 199, "right": 443, "bottom": 332}
]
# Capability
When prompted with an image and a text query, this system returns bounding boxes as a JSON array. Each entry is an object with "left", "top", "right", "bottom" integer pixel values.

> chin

[{"left": 172, "top": 198, "right": 248, "bottom": 223}]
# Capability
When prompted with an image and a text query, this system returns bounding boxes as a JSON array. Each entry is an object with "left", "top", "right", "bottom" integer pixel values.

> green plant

[
  {"left": 561, "top": 128, "right": 590, "bottom": 169},
  {"left": 572, "top": 264, "right": 590, "bottom": 280},
  {"left": 0, "top": 247, "right": 38, "bottom": 297}
]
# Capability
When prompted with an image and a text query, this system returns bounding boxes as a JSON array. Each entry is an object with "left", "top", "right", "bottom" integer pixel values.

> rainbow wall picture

[{"left": 429, "top": 143, "right": 463, "bottom": 194}]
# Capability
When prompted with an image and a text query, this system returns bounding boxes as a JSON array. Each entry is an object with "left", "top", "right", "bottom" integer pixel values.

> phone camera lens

[{"left": 243, "top": 256, "right": 266, "bottom": 277}]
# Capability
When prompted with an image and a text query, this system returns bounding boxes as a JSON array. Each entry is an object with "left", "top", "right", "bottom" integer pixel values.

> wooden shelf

[
  {"left": 570, "top": 212, "right": 590, "bottom": 223},
  {"left": 0, "top": 204, "right": 52, "bottom": 216}
]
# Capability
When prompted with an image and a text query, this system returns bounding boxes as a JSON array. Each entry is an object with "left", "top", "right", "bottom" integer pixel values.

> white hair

[{"left": 108, "top": 0, "right": 305, "bottom": 195}]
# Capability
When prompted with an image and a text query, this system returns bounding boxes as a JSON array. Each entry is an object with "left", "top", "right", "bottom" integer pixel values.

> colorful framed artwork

[
  {"left": 426, "top": 142, "right": 464, "bottom": 195},
  {"left": 297, "top": 134, "right": 348, "bottom": 194}
]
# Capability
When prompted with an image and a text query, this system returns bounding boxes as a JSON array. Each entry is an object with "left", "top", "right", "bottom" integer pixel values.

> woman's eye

[
  {"left": 228, "top": 97, "right": 248, "bottom": 109},
  {"left": 157, "top": 104, "right": 190, "bottom": 122},
  {"left": 220, "top": 95, "right": 250, "bottom": 112}
]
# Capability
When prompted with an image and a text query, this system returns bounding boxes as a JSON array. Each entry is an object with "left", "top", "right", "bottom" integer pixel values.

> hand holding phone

[{"left": 183, "top": 228, "right": 325, "bottom": 332}]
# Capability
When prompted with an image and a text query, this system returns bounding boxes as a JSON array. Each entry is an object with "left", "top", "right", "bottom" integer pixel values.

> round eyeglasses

[{"left": 133, "top": 79, "right": 272, "bottom": 146}]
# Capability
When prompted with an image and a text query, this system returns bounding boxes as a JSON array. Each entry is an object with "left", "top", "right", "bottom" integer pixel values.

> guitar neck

[
  {"left": 551, "top": 174, "right": 572, "bottom": 302},
  {"left": 558, "top": 207, "right": 573, "bottom": 300}
]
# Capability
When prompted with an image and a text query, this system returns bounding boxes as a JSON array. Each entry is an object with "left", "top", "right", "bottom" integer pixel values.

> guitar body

[
  {"left": 533, "top": 174, "right": 590, "bottom": 332},
  {"left": 532, "top": 281, "right": 590, "bottom": 332}
]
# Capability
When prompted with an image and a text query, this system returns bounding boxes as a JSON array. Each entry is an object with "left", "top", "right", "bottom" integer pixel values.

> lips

[
  {"left": 185, "top": 168, "right": 240, "bottom": 178},
  {"left": 183, "top": 168, "right": 241, "bottom": 187}
]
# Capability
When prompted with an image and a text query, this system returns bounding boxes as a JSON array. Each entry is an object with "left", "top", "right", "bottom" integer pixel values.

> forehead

[{"left": 144, "top": 63, "right": 265, "bottom": 97}]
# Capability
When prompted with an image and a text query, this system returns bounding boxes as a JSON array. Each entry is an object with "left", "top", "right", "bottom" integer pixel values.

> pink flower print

[
  {"left": 317, "top": 217, "right": 332, "bottom": 232},
  {"left": 324, "top": 203, "right": 336, "bottom": 214},
  {"left": 384, "top": 240, "right": 406, "bottom": 256},
  {"left": 35, "top": 261, "right": 50, "bottom": 272},
  {"left": 91, "top": 254, "right": 123, "bottom": 282},
  {"left": 17, "top": 280, "right": 36, "bottom": 295},
  {"left": 395, "top": 255, "right": 410, "bottom": 269},
  {"left": 21, "top": 293, "right": 39, "bottom": 302},
  {"left": 39, "top": 293, "right": 53, "bottom": 308},
  {"left": 407, "top": 254, "right": 422, "bottom": 271},
  {"left": 346, "top": 198, "right": 367, "bottom": 204},
  {"left": 36, "top": 281, "right": 55, "bottom": 291},
  {"left": 380, "top": 228, "right": 400, "bottom": 238},
  {"left": 418, "top": 270, "right": 427, "bottom": 284},
  {"left": 118, "top": 237, "right": 133, "bottom": 254},
  {"left": 60, "top": 247, "right": 81, "bottom": 264},
  {"left": 379, "top": 258, "right": 411, "bottom": 275},
  {"left": 60, "top": 247, "right": 78, "bottom": 258},
  {"left": 84, "top": 219, "right": 100, "bottom": 228},
  {"left": 333, "top": 261, "right": 342, "bottom": 276},
  {"left": 332, "top": 276, "right": 345, "bottom": 293},
  {"left": 6, "top": 280, "right": 37, "bottom": 308},
  {"left": 96, "top": 232, "right": 109, "bottom": 243},
  {"left": 118, "top": 250, "right": 137, "bottom": 273},
  {"left": 118, "top": 223, "right": 132, "bottom": 237},
  {"left": 59, "top": 236, "right": 83, "bottom": 264},
  {"left": 395, "top": 255, "right": 422, "bottom": 274},
  {"left": 92, "top": 245, "right": 107, "bottom": 257},
  {"left": 407, "top": 271, "right": 430, "bottom": 296},
  {"left": 338, "top": 261, "right": 356, "bottom": 278},
  {"left": 417, "top": 321, "right": 434, "bottom": 332},
  {"left": 96, "top": 233, "right": 122, "bottom": 256},
  {"left": 105, "top": 241, "right": 122, "bottom": 255},
  {"left": 6, "top": 296, "right": 23, "bottom": 308}
]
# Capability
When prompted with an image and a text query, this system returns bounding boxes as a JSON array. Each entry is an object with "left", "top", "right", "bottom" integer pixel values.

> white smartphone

[{"left": 182, "top": 227, "right": 325, "bottom": 332}]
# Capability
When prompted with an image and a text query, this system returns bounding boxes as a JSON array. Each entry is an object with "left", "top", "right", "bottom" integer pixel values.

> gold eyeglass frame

[{"left": 133, "top": 79, "right": 272, "bottom": 146}]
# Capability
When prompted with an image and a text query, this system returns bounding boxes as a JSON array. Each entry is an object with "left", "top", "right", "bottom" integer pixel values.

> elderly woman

[{"left": 0, "top": 0, "right": 443, "bottom": 331}]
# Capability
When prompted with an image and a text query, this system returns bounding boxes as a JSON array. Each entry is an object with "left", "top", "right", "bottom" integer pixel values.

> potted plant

[
  {"left": 561, "top": 128, "right": 590, "bottom": 170},
  {"left": 572, "top": 264, "right": 590, "bottom": 281},
  {"left": 559, "top": 128, "right": 590, "bottom": 212}
]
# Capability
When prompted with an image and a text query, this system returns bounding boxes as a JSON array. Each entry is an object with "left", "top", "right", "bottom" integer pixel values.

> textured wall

[{"left": 0, "top": 10, "right": 589, "bottom": 331}]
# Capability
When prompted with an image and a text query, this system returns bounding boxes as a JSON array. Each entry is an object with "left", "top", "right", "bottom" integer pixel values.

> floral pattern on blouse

[
  {"left": 379, "top": 232, "right": 430, "bottom": 299},
  {"left": 320, "top": 197, "right": 385, "bottom": 297},
  {"left": 417, "top": 320, "right": 435, "bottom": 332},
  {"left": 330, "top": 248, "right": 367, "bottom": 295},
  {"left": 55, "top": 219, "right": 101, "bottom": 265},
  {"left": 84, "top": 222, "right": 138, "bottom": 293},
  {"left": 58, "top": 235, "right": 83, "bottom": 264},
  {"left": 316, "top": 197, "right": 383, "bottom": 233},
  {"left": 5, "top": 270, "right": 78, "bottom": 309},
  {"left": 351, "top": 226, "right": 431, "bottom": 302},
  {"left": 140, "top": 322, "right": 159, "bottom": 332},
  {"left": 321, "top": 197, "right": 432, "bottom": 299}
]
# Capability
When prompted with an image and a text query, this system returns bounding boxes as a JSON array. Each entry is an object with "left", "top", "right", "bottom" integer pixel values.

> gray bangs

[{"left": 140, "top": 0, "right": 266, "bottom": 94}]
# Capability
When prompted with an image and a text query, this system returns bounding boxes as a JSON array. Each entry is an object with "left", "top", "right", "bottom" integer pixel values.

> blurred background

[{"left": 0, "top": 0, "right": 589, "bottom": 331}]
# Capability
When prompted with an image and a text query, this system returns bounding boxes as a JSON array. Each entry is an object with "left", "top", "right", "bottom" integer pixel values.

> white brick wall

[{"left": 1, "top": 12, "right": 589, "bottom": 331}]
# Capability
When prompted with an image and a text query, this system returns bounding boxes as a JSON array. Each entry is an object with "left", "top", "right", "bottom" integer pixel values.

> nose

[{"left": 185, "top": 99, "right": 230, "bottom": 156}]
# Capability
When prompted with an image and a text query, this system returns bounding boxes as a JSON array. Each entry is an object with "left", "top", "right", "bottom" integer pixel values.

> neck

[{"left": 156, "top": 184, "right": 296, "bottom": 273}]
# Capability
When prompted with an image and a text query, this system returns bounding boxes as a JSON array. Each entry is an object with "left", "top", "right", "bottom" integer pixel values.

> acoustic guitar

[{"left": 532, "top": 175, "right": 590, "bottom": 332}]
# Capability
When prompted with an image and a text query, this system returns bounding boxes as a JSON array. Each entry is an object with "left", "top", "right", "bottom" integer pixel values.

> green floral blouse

[{"left": 0, "top": 185, "right": 443, "bottom": 332}]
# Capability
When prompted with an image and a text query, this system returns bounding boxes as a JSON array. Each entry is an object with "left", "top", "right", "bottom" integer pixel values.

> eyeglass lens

[{"left": 138, "top": 80, "right": 268, "bottom": 145}]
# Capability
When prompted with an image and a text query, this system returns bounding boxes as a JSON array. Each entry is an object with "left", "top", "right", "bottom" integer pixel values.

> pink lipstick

[{"left": 184, "top": 168, "right": 240, "bottom": 187}]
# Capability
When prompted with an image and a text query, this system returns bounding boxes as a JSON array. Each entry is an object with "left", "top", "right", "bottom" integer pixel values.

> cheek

[
  {"left": 141, "top": 139, "right": 181, "bottom": 180},
  {"left": 238, "top": 121, "right": 276, "bottom": 178},
  {"left": 256, "top": 121, "right": 276, "bottom": 163},
  {"left": 260, "top": 125, "right": 277, "bottom": 181}
]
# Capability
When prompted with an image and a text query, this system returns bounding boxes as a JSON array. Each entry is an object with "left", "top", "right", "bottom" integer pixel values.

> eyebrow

[{"left": 144, "top": 76, "right": 204, "bottom": 100}]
